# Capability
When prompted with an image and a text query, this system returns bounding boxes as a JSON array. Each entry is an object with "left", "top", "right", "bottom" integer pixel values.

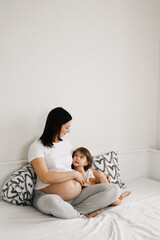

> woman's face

[{"left": 60, "top": 120, "right": 72, "bottom": 138}]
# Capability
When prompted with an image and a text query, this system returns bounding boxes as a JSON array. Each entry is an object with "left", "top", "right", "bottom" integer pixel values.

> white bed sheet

[{"left": 1, "top": 178, "right": 160, "bottom": 240}]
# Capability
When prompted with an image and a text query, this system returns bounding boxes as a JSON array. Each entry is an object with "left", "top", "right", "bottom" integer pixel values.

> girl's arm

[
  {"left": 74, "top": 166, "right": 87, "bottom": 183},
  {"left": 31, "top": 157, "right": 85, "bottom": 186}
]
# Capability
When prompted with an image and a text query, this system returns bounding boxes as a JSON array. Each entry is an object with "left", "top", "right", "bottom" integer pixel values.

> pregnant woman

[{"left": 28, "top": 107, "right": 121, "bottom": 219}]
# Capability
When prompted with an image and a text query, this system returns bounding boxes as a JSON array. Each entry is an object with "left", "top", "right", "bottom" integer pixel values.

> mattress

[{"left": 1, "top": 178, "right": 160, "bottom": 240}]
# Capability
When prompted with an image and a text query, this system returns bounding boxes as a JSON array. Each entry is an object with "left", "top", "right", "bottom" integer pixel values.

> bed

[
  {"left": 1, "top": 178, "right": 160, "bottom": 240},
  {"left": 1, "top": 150, "right": 160, "bottom": 240}
]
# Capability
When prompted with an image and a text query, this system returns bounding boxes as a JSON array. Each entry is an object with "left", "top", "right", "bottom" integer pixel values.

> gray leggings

[{"left": 32, "top": 183, "right": 121, "bottom": 219}]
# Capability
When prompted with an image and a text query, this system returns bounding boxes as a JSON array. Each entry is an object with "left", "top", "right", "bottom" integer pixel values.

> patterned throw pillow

[
  {"left": 92, "top": 151, "right": 126, "bottom": 188},
  {"left": 1, "top": 164, "right": 37, "bottom": 205}
]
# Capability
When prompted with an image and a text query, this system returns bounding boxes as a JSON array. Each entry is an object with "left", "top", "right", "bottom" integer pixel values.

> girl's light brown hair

[{"left": 72, "top": 147, "right": 93, "bottom": 171}]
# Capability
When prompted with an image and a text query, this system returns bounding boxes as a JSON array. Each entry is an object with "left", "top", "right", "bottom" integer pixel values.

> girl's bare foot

[
  {"left": 85, "top": 210, "right": 104, "bottom": 218},
  {"left": 119, "top": 191, "right": 131, "bottom": 200}
]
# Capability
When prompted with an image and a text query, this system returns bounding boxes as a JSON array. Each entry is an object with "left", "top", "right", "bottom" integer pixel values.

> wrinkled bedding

[{"left": 1, "top": 178, "right": 160, "bottom": 240}]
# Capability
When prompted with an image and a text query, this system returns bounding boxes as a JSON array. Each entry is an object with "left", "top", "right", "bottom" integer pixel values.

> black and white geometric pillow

[
  {"left": 92, "top": 151, "right": 126, "bottom": 188},
  {"left": 2, "top": 164, "right": 37, "bottom": 206}
]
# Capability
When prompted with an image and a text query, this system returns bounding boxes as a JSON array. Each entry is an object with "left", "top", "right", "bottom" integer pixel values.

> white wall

[
  {"left": 0, "top": 0, "right": 160, "bottom": 162},
  {"left": 149, "top": 149, "right": 160, "bottom": 181},
  {"left": 157, "top": 42, "right": 160, "bottom": 149}
]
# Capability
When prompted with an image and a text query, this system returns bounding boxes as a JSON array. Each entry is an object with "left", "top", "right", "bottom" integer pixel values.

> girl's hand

[
  {"left": 73, "top": 171, "right": 85, "bottom": 186},
  {"left": 104, "top": 173, "right": 111, "bottom": 183},
  {"left": 74, "top": 167, "right": 87, "bottom": 184},
  {"left": 74, "top": 166, "right": 85, "bottom": 173}
]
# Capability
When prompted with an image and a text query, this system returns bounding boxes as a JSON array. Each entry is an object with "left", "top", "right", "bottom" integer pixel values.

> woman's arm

[{"left": 31, "top": 157, "right": 85, "bottom": 185}]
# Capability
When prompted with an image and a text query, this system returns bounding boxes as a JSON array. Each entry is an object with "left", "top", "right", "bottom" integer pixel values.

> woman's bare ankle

[{"left": 112, "top": 199, "right": 121, "bottom": 206}]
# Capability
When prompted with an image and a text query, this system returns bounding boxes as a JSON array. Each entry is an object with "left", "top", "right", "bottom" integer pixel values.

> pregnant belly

[{"left": 40, "top": 180, "right": 82, "bottom": 201}]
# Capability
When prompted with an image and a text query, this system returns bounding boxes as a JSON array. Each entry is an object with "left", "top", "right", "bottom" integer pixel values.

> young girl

[{"left": 72, "top": 147, "right": 131, "bottom": 206}]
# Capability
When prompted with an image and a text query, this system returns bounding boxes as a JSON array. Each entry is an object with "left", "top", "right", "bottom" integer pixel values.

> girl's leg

[
  {"left": 95, "top": 173, "right": 109, "bottom": 184},
  {"left": 32, "top": 190, "right": 83, "bottom": 219},
  {"left": 70, "top": 183, "right": 121, "bottom": 214}
]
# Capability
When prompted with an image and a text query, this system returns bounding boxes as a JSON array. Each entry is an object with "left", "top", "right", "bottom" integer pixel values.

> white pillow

[
  {"left": 1, "top": 164, "right": 37, "bottom": 205},
  {"left": 92, "top": 151, "right": 126, "bottom": 188}
]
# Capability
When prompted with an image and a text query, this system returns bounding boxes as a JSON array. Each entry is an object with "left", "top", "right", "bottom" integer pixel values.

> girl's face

[
  {"left": 72, "top": 151, "right": 88, "bottom": 168},
  {"left": 60, "top": 120, "right": 72, "bottom": 138}
]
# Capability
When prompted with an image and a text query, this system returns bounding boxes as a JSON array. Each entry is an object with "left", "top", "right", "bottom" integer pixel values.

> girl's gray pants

[{"left": 32, "top": 183, "right": 121, "bottom": 219}]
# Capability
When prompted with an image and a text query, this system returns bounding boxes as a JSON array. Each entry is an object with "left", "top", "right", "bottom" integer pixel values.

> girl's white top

[
  {"left": 85, "top": 169, "right": 95, "bottom": 183},
  {"left": 28, "top": 139, "right": 73, "bottom": 190}
]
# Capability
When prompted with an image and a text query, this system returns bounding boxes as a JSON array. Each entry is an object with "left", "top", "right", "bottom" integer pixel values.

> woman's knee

[
  {"left": 40, "top": 194, "right": 80, "bottom": 219},
  {"left": 43, "top": 194, "right": 63, "bottom": 210},
  {"left": 101, "top": 183, "right": 121, "bottom": 199},
  {"left": 33, "top": 193, "right": 61, "bottom": 213},
  {"left": 110, "top": 184, "right": 121, "bottom": 200}
]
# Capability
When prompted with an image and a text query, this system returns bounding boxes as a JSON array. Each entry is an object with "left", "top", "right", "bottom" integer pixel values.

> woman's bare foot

[
  {"left": 119, "top": 191, "right": 131, "bottom": 200},
  {"left": 85, "top": 210, "right": 104, "bottom": 218}
]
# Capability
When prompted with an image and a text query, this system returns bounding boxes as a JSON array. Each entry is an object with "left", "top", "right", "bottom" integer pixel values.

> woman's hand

[{"left": 73, "top": 171, "right": 85, "bottom": 186}]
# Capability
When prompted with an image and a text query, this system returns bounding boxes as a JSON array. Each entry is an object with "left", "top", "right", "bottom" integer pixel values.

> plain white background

[{"left": 0, "top": 0, "right": 160, "bottom": 162}]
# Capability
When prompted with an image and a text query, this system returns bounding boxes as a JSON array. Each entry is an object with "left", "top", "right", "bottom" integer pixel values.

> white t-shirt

[
  {"left": 28, "top": 139, "right": 73, "bottom": 190},
  {"left": 85, "top": 169, "right": 95, "bottom": 183}
]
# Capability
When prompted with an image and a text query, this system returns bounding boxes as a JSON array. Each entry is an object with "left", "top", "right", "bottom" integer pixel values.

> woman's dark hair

[
  {"left": 39, "top": 107, "right": 72, "bottom": 147},
  {"left": 72, "top": 147, "right": 93, "bottom": 171}
]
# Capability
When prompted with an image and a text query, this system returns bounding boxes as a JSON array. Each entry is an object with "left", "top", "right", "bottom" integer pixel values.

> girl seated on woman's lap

[{"left": 72, "top": 147, "right": 131, "bottom": 206}]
